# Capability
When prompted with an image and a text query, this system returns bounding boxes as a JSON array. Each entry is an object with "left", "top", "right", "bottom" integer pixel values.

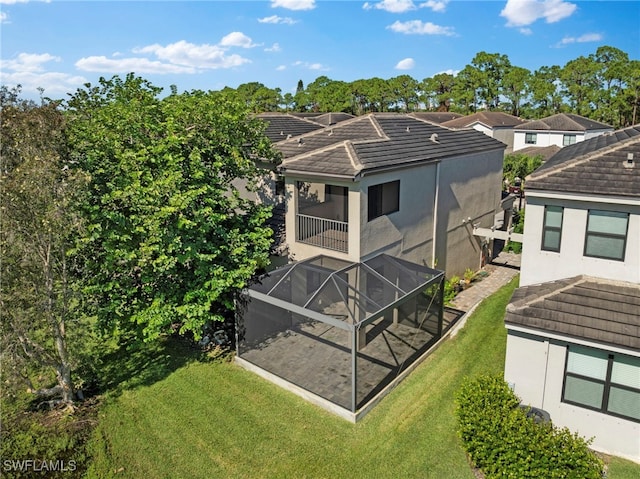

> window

[
  {"left": 563, "top": 345, "right": 640, "bottom": 422},
  {"left": 274, "top": 177, "right": 285, "bottom": 196},
  {"left": 541, "top": 206, "right": 563, "bottom": 252},
  {"left": 368, "top": 180, "right": 400, "bottom": 221},
  {"left": 584, "top": 210, "right": 629, "bottom": 261},
  {"left": 525, "top": 133, "right": 537, "bottom": 144},
  {"left": 563, "top": 134, "right": 577, "bottom": 146}
]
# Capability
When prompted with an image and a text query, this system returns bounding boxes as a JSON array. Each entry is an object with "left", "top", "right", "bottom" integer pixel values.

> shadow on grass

[{"left": 94, "top": 336, "right": 213, "bottom": 398}]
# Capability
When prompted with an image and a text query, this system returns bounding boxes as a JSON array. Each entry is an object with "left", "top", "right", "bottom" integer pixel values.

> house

[
  {"left": 512, "top": 113, "right": 613, "bottom": 152},
  {"left": 441, "top": 111, "right": 527, "bottom": 152},
  {"left": 271, "top": 113, "right": 507, "bottom": 276},
  {"left": 409, "top": 111, "right": 464, "bottom": 124},
  {"left": 503, "top": 125, "right": 640, "bottom": 462},
  {"left": 236, "top": 112, "right": 508, "bottom": 420}
]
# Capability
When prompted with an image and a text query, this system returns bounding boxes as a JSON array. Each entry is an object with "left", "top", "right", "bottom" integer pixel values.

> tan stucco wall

[{"left": 505, "top": 330, "right": 640, "bottom": 463}]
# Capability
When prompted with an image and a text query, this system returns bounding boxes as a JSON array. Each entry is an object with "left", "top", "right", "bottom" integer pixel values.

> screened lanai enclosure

[{"left": 235, "top": 254, "right": 447, "bottom": 421}]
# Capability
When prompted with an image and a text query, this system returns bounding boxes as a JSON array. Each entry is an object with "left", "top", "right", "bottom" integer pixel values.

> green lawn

[{"left": 85, "top": 278, "right": 640, "bottom": 478}]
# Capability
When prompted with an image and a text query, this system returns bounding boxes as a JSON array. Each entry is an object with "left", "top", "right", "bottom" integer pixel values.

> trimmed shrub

[{"left": 455, "top": 374, "right": 604, "bottom": 479}]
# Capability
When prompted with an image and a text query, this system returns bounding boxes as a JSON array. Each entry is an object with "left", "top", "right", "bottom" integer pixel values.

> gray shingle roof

[
  {"left": 441, "top": 111, "right": 527, "bottom": 129},
  {"left": 409, "top": 112, "right": 464, "bottom": 124},
  {"left": 516, "top": 145, "right": 562, "bottom": 162},
  {"left": 516, "top": 113, "right": 613, "bottom": 132},
  {"left": 526, "top": 125, "right": 640, "bottom": 197},
  {"left": 506, "top": 276, "right": 640, "bottom": 350},
  {"left": 257, "top": 113, "right": 324, "bottom": 143},
  {"left": 277, "top": 113, "right": 506, "bottom": 179}
]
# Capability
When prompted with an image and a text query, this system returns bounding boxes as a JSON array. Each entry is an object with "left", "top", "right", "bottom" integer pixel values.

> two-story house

[
  {"left": 504, "top": 125, "right": 640, "bottom": 462},
  {"left": 512, "top": 113, "right": 613, "bottom": 152},
  {"left": 272, "top": 113, "right": 507, "bottom": 276},
  {"left": 441, "top": 111, "right": 527, "bottom": 153}
]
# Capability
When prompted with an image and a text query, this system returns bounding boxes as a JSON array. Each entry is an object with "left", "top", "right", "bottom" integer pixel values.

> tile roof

[
  {"left": 506, "top": 276, "right": 640, "bottom": 350},
  {"left": 293, "top": 112, "right": 355, "bottom": 126},
  {"left": 257, "top": 113, "right": 324, "bottom": 143},
  {"left": 409, "top": 112, "right": 464, "bottom": 124},
  {"left": 516, "top": 145, "right": 562, "bottom": 162},
  {"left": 516, "top": 113, "right": 613, "bottom": 132},
  {"left": 441, "top": 111, "right": 527, "bottom": 129},
  {"left": 526, "top": 125, "right": 640, "bottom": 197},
  {"left": 277, "top": 113, "right": 506, "bottom": 179}
]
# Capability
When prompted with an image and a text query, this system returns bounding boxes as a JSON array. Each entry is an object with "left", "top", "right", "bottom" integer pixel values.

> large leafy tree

[
  {"left": 66, "top": 74, "right": 279, "bottom": 341},
  {"left": 0, "top": 87, "right": 87, "bottom": 404}
]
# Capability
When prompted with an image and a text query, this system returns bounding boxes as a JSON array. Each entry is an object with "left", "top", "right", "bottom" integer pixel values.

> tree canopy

[
  {"left": 66, "top": 75, "right": 280, "bottom": 341},
  {"left": 217, "top": 45, "right": 639, "bottom": 128}
]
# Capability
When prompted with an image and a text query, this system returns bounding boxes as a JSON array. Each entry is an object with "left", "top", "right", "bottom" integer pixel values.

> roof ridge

[
  {"left": 367, "top": 114, "right": 388, "bottom": 139},
  {"left": 281, "top": 140, "right": 353, "bottom": 164},
  {"left": 527, "top": 133, "right": 639, "bottom": 182},
  {"left": 345, "top": 141, "right": 364, "bottom": 173},
  {"left": 507, "top": 275, "right": 587, "bottom": 311}
]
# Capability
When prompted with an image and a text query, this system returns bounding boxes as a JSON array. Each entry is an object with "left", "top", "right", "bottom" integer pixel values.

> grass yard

[{"left": 85, "top": 277, "right": 640, "bottom": 479}]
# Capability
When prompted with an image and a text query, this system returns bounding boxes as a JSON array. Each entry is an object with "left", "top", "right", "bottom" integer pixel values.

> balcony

[{"left": 296, "top": 214, "right": 348, "bottom": 253}]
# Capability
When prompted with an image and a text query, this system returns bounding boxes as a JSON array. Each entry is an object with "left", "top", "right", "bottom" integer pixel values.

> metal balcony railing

[{"left": 296, "top": 214, "right": 348, "bottom": 253}]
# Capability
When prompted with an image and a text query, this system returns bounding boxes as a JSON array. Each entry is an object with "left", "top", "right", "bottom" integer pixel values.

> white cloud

[
  {"left": 271, "top": 0, "right": 315, "bottom": 11},
  {"left": 0, "top": 53, "right": 85, "bottom": 96},
  {"left": 134, "top": 40, "right": 251, "bottom": 70},
  {"left": 419, "top": 0, "right": 449, "bottom": 12},
  {"left": 1, "top": 11, "right": 8, "bottom": 23},
  {"left": 387, "top": 20, "right": 455, "bottom": 36},
  {"left": 265, "top": 43, "right": 282, "bottom": 52},
  {"left": 276, "top": 65, "right": 287, "bottom": 71},
  {"left": 0, "top": 70, "right": 87, "bottom": 95},
  {"left": 363, "top": 0, "right": 416, "bottom": 13},
  {"left": 435, "top": 68, "right": 458, "bottom": 76},
  {"left": 395, "top": 58, "right": 415, "bottom": 70},
  {"left": 0, "top": 0, "right": 35, "bottom": 4},
  {"left": 219, "top": 31, "right": 258, "bottom": 48},
  {"left": 75, "top": 55, "right": 198, "bottom": 74},
  {"left": 1, "top": 52, "right": 61, "bottom": 72},
  {"left": 558, "top": 32, "right": 603, "bottom": 45},
  {"left": 501, "top": 0, "right": 577, "bottom": 27},
  {"left": 293, "top": 60, "right": 329, "bottom": 71},
  {"left": 519, "top": 27, "right": 533, "bottom": 35},
  {"left": 258, "top": 15, "right": 297, "bottom": 24}
]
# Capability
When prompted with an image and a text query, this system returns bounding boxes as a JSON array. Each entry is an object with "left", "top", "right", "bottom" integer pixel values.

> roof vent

[
  {"left": 624, "top": 152, "right": 634, "bottom": 169},
  {"left": 280, "top": 130, "right": 284, "bottom": 136},
  {"left": 430, "top": 133, "right": 439, "bottom": 143},
  {"left": 286, "top": 134, "right": 292, "bottom": 140},
  {"left": 297, "top": 138, "right": 304, "bottom": 147},
  {"left": 406, "top": 126, "right": 411, "bottom": 133},
  {"left": 328, "top": 128, "right": 333, "bottom": 136}
]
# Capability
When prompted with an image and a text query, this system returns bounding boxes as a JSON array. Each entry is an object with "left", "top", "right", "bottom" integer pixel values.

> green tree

[
  {"left": 421, "top": 72, "right": 455, "bottom": 111},
  {"left": 503, "top": 153, "right": 543, "bottom": 187},
  {"left": 470, "top": 51, "right": 511, "bottom": 110},
  {"left": 560, "top": 55, "right": 600, "bottom": 117},
  {"left": 306, "top": 75, "right": 351, "bottom": 112},
  {"left": 529, "top": 65, "right": 564, "bottom": 118},
  {"left": 388, "top": 74, "right": 420, "bottom": 112},
  {"left": 0, "top": 87, "right": 87, "bottom": 404},
  {"left": 65, "top": 74, "right": 280, "bottom": 341},
  {"left": 501, "top": 66, "right": 531, "bottom": 117}
]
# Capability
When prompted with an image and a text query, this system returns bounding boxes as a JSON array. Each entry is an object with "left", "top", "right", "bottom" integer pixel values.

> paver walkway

[{"left": 449, "top": 252, "right": 521, "bottom": 312}]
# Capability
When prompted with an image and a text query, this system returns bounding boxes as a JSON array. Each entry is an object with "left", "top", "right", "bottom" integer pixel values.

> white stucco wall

[
  {"left": 520, "top": 192, "right": 640, "bottom": 286},
  {"left": 505, "top": 329, "right": 640, "bottom": 463},
  {"left": 513, "top": 131, "right": 585, "bottom": 151}
]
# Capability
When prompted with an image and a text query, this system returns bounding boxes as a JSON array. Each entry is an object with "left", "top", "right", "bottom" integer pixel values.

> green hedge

[{"left": 455, "top": 374, "right": 604, "bottom": 479}]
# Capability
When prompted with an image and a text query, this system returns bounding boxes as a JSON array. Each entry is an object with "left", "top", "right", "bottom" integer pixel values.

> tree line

[{"left": 222, "top": 46, "right": 639, "bottom": 128}]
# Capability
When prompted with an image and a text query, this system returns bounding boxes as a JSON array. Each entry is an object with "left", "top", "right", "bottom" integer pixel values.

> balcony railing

[{"left": 296, "top": 214, "right": 348, "bottom": 253}]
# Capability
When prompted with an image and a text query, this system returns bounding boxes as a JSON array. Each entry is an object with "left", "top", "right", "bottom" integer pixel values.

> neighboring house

[
  {"left": 515, "top": 144, "right": 561, "bottom": 163},
  {"left": 512, "top": 113, "right": 613, "bottom": 152},
  {"left": 270, "top": 113, "right": 506, "bottom": 276},
  {"left": 504, "top": 125, "right": 640, "bottom": 462},
  {"left": 441, "top": 111, "right": 527, "bottom": 152}
]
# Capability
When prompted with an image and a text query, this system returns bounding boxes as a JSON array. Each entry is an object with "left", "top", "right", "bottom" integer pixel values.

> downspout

[{"left": 432, "top": 162, "right": 440, "bottom": 268}]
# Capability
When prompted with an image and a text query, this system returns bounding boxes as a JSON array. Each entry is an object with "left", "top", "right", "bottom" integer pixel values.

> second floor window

[
  {"left": 368, "top": 180, "right": 400, "bottom": 221},
  {"left": 541, "top": 205, "right": 563, "bottom": 252},
  {"left": 584, "top": 210, "right": 629, "bottom": 261},
  {"left": 563, "top": 134, "right": 577, "bottom": 146},
  {"left": 525, "top": 133, "right": 537, "bottom": 144}
]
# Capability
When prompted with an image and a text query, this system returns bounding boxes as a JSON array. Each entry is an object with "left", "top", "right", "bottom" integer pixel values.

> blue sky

[{"left": 1, "top": 0, "right": 639, "bottom": 100}]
